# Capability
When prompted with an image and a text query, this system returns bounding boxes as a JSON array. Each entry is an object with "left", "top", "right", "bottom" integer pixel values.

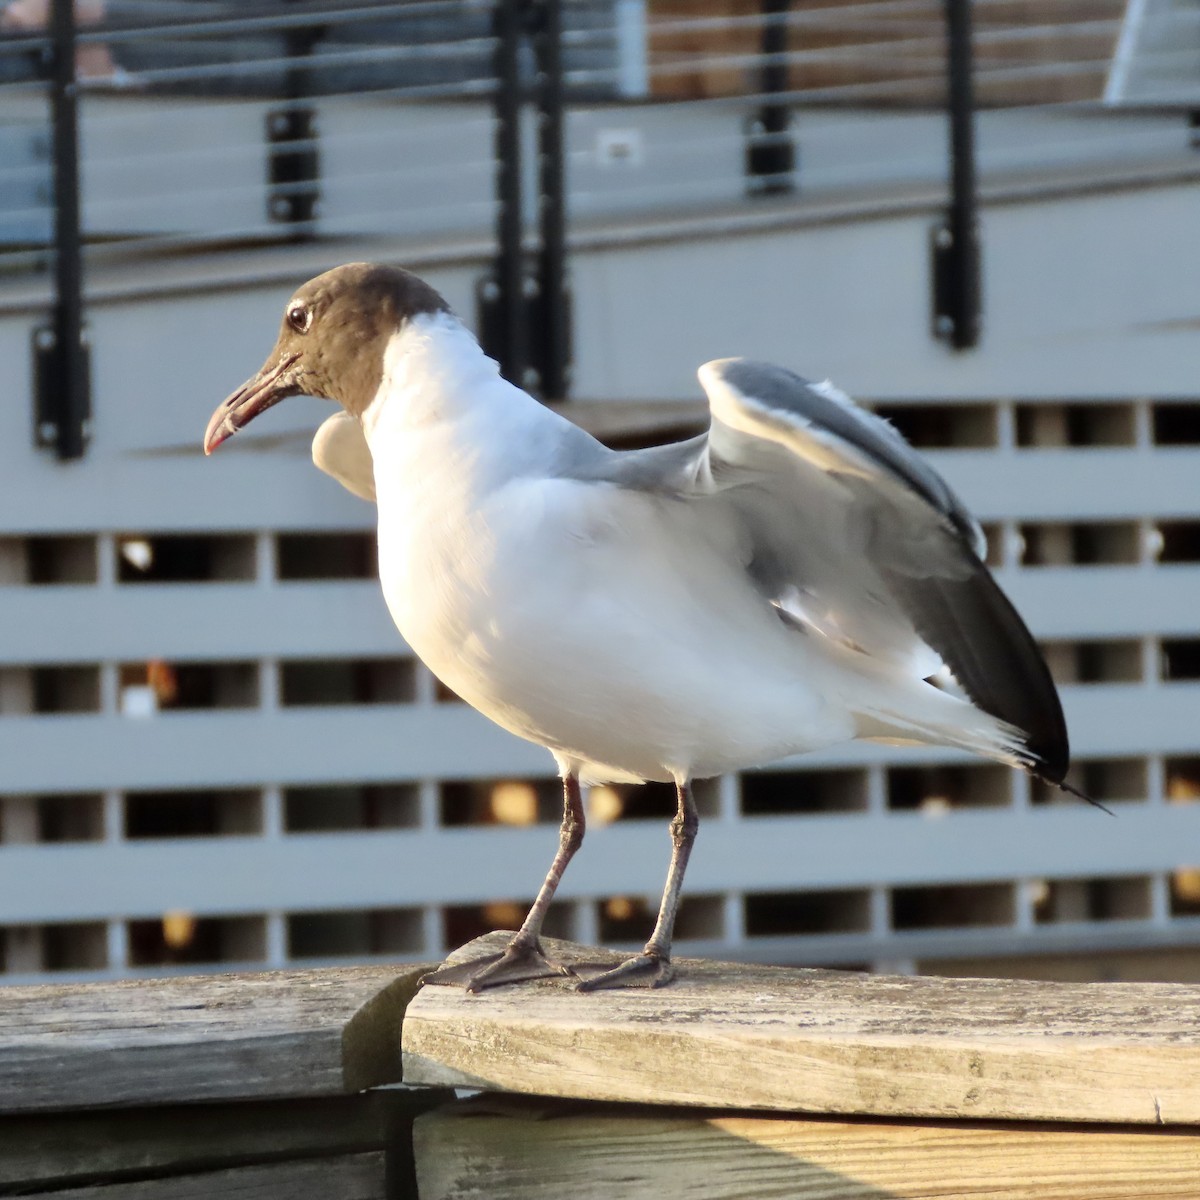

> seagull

[{"left": 204, "top": 262, "right": 1096, "bottom": 992}]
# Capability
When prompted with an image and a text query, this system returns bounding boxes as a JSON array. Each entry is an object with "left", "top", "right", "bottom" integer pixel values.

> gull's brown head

[{"left": 203, "top": 262, "right": 450, "bottom": 454}]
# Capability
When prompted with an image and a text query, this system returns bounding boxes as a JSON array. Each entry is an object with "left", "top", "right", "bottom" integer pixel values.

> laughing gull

[{"left": 205, "top": 262, "right": 1094, "bottom": 992}]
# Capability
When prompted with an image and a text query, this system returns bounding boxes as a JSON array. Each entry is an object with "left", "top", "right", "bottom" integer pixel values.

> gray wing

[
  {"left": 696, "top": 358, "right": 1068, "bottom": 783},
  {"left": 312, "top": 411, "right": 375, "bottom": 503}
]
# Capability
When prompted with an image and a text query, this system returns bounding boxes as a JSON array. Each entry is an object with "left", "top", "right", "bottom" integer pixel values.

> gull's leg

[
  {"left": 576, "top": 779, "right": 699, "bottom": 991},
  {"left": 422, "top": 773, "right": 585, "bottom": 991}
]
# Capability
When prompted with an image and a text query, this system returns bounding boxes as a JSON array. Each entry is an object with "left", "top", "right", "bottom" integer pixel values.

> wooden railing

[{"left": 4, "top": 934, "right": 1200, "bottom": 1198}]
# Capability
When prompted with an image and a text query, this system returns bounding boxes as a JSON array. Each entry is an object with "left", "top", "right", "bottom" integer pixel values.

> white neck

[
  {"left": 361, "top": 312, "right": 507, "bottom": 439},
  {"left": 360, "top": 310, "right": 576, "bottom": 507}
]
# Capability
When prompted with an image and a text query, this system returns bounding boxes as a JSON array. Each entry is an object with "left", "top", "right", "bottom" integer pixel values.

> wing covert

[{"left": 696, "top": 357, "right": 1068, "bottom": 782}]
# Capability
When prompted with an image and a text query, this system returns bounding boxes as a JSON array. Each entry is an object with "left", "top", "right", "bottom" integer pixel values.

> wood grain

[
  {"left": 403, "top": 933, "right": 1200, "bottom": 1125},
  {"left": 0, "top": 964, "right": 430, "bottom": 1113},
  {"left": 414, "top": 1095, "right": 1200, "bottom": 1200}
]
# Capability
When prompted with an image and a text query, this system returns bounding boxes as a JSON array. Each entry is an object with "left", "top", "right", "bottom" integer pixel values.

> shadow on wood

[{"left": 415, "top": 1094, "right": 1200, "bottom": 1200}]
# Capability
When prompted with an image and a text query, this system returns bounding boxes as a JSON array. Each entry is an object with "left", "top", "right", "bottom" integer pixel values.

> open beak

[{"left": 203, "top": 351, "right": 302, "bottom": 455}]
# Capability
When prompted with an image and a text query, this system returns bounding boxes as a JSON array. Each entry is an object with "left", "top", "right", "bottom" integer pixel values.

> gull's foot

[
  {"left": 421, "top": 940, "right": 573, "bottom": 993},
  {"left": 574, "top": 951, "right": 675, "bottom": 992}
]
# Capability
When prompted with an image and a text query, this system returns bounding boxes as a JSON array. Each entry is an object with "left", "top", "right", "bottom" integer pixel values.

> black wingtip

[
  {"left": 1025, "top": 736, "right": 1069, "bottom": 790},
  {"left": 1053, "top": 777, "right": 1115, "bottom": 817}
]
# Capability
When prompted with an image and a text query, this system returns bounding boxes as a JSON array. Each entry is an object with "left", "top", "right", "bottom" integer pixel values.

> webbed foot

[
  {"left": 574, "top": 951, "right": 675, "bottom": 992},
  {"left": 421, "top": 939, "right": 573, "bottom": 993}
]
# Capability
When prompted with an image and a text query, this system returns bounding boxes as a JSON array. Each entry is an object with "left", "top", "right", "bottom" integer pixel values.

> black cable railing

[
  {"left": 1, "top": 0, "right": 592, "bottom": 456},
  {"left": 2, "top": 0, "right": 1197, "bottom": 461}
]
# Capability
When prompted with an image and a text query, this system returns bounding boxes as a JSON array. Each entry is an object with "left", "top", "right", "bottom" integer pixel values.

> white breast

[
  {"left": 361, "top": 315, "right": 575, "bottom": 712},
  {"left": 361, "top": 315, "right": 855, "bottom": 784}
]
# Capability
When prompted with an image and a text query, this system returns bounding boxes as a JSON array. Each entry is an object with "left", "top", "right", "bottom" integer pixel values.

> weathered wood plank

[
  {"left": 32, "top": 1152, "right": 387, "bottom": 1199},
  {"left": 0, "top": 1092, "right": 444, "bottom": 1191},
  {"left": 403, "top": 934, "right": 1200, "bottom": 1125},
  {"left": 414, "top": 1096, "right": 1200, "bottom": 1200},
  {"left": 0, "top": 964, "right": 431, "bottom": 1113}
]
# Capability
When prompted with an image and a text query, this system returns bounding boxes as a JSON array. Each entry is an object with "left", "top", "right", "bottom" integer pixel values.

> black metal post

[
  {"left": 478, "top": 0, "right": 529, "bottom": 389},
  {"left": 746, "top": 0, "right": 796, "bottom": 195},
  {"left": 37, "top": 0, "right": 90, "bottom": 459},
  {"left": 477, "top": 0, "right": 571, "bottom": 399},
  {"left": 532, "top": 0, "right": 569, "bottom": 400},
  {"left": 931, "top": 0, "right": 981, "bottom": 350}
]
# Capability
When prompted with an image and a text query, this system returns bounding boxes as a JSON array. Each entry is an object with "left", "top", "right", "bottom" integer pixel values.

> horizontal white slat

[
  {"left": 1, "top": 566, "right": 1198, "bottom": 665},
  {"left": 0, "top": 683, "right": 1195, "bottom": 793},
  {"left": 709, "top": 921, "right": 1200, "bottom": 970},
  {"left": 1001, "top": 565, "right": 1200, "bottom": 639},
  {"left": 0, "top": 451, "right": 373, "bottom": 535},
  {"left": 933, "top": 448, "right": 1200, "bottom": 521},
  {"left": 0, "top": 706, "right": 552, "bottom": 793},
  {"left": 1, "top": 802, "right": 1196, "bottom": 924},
  {"left": 2, "top": 433, "right": 1198, "bottom": 536},
  {"left": 0, "top": 581, "right": 400, "bottom": 664},
  {"left": 588, "top": 803, "right": 1197, "bottom": 899},
  {"left": 1057, "top": 683, "right": 1200, "bottom": 756}
]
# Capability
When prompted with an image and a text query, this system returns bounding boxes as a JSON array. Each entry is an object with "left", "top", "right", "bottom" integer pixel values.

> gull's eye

[{"left": 287, "top": 302, "right": 312, "bottom": 333}]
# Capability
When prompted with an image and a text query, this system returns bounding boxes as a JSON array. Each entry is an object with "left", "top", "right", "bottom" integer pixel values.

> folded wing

[{"left": 312, "top": 411, "right": 376, "bottom": 502}]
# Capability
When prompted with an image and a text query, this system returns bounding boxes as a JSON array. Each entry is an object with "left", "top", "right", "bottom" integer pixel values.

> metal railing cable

[
  {"left": 2, "top": 1, "right": 1195, "bottom": 264},
  {"left": 2, "top": 0, "right": 1198, "bottom": 459}
]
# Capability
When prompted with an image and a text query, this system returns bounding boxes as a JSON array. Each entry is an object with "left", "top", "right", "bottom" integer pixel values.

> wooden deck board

[
  {"left": 0, "top": 963, "right": 430, "bottom": 1112},
  {"left": 414, "top": 1095, "right": 1200, "bottom": 1200},
  {"left": 402, "top": 933, "right": 1200, "bottom": 1125}
]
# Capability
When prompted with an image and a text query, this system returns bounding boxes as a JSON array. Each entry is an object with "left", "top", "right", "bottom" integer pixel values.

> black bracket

[
  {"left": 477, "top": 270, "right": 573, "bottom": 396},
  {"left": 930, "top": 220, "right": 980, "bottom": 350},
  {"left": 745, "top": 111, "right": 797, "bottom": 196},
  {"left": 476, "top": 0, "right": 571, "bottom": 401},
  {"left": 266, "top": 105, "right": 320, "bottom": 226},
  {"left": 33, "top": 321, "right": 92, "bottom": 452},
  {"left": 41, "top": 0, "right": 90, "bottom": 459},
  {"left": 745, "top": 0, "right": 797, "bottom": 196}
]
